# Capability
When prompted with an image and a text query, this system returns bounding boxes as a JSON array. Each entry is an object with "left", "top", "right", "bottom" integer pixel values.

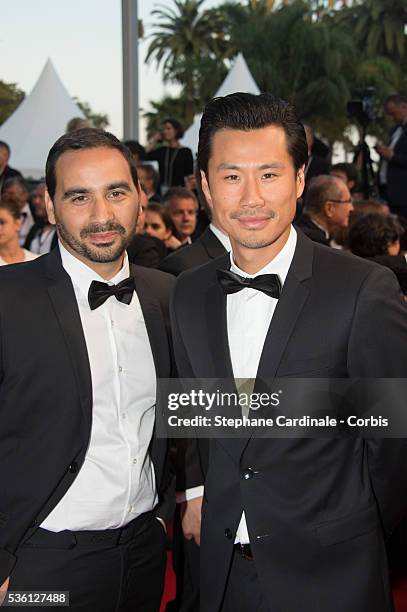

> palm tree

[
  {"left": 146, "top": 0, "right": 229, "bottom": 125},
  {"left": 336, "top": 0, "right": 407, "bottom": 60}
]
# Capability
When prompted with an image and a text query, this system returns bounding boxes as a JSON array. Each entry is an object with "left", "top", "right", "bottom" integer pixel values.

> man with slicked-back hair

[{"left": 171, "top": 92, "right": 407, "bottom": 612}]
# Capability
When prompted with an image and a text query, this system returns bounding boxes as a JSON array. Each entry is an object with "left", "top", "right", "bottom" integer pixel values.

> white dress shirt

[
  {"left": 181, "top": 228, "right": 297, "bottom": 536},
  {"left": 42, "top": 243, "right": 158, "bottom": 531},
  {"left": 227, "top": 226, "right": 297, "bottom": 544}
]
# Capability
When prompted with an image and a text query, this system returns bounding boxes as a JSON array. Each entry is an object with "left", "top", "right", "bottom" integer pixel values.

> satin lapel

[
  {"left": 45, "top": 249, "right": 92, "bottom": 432},
  {"left": 205, "top": 280, "right": 234, "bottom": 379},
  {"left": 132, "top": 271, "right": 170, "bottom": 379},
  {"left": 256, "top": 277, "right": 310, "bottom": 381},
  {"left": 202, "top": 228, "right": 228, "bottom": 259}
]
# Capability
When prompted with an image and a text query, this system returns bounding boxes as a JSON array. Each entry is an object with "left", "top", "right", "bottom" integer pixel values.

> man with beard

[{"left": 0, "top": 129, "right": 174, "bottom": 611}]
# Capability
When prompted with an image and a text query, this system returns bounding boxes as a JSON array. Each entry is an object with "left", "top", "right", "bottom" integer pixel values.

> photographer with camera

[{"left": 376, "top": 94, "right": 407, "bottom": 219}]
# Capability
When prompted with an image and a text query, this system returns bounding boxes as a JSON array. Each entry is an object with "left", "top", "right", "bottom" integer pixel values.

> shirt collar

[
  {"left": 59, "top": 241, "right": 130, "bottom": 301},
  {"left": 209, "top": 223, "right": 231, "bottom": 252},
  {"left": 229, "top": 225, "right": 297, "bottom": 285}
]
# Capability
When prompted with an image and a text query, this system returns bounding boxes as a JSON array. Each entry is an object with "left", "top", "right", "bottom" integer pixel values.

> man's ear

[
  {"left": 200, "top": 170, "right": 213, "bottom": 213},
  {"left": 324, "top": 200, "right": 334, "bottom": 218},
  {"left": 45, "top": 190, "right": 56, "bottom": 226},
  {"left": 296, "top": 165, "right": 305, "bottom": 200}
]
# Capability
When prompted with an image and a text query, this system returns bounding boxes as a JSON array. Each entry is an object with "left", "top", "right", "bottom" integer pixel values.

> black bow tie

[
  {"left": 217, "top": 269, "right": 282, "bottom": 299},
  {"left": 88, "top": 277, "right": 135, "bottom": 310}
]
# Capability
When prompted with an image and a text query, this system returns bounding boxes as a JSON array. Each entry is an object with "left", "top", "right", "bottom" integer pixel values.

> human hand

[
  {"left": 0, "top": 577, "right": 9, "bottom": 607},
  {"left": 180, "top": 496, "right": 203, "bottom": 546},
  {"left": 375, "top": 144, "right": 393, "bottom": 160}
]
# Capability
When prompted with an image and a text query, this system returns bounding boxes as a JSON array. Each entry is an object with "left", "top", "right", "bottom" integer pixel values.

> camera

[{"left": 347, "top": 87, "right": 378, "bottom": 128}]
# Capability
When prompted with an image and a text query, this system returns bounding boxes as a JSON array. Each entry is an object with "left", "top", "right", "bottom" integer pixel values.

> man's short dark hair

[
  {"left": 137, "top": 163, "right": 159, "bottom": 193},
  {"left": 197, "top": 92, "right": 308, "bottom": 176},
  {"left": 303, "top": 175, "right": 344, "bottom": 214},
  {"left": 2, "top": 176, "right": 28, "bottom": 195},
  {"left": 0, "top": 141, "right": 10, "bottom": 156},
  {"left": 163, "top": 187, "right": 197, "bottom": 208},
  {"left": 384, "top": 94, "right": 407, "bottom": 107},
  {"left": 349, "top": 213, "right": 403, "bottom": 258},
  {"left": 124, "top": 140, "right": 146, "bottom": 161},
  {"left": 46, "top": 128, "right": 138, "bottom": 200}
]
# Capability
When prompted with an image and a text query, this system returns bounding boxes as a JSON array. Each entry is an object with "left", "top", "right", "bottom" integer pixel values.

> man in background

[
  {"left": 24, "top": 182, "right": 58, "bottom": 254},
  {"left": 164, "top": 187, "right": 198, "bottom": 245},
  {"left": 295, "top": 174, "right": 353, "bottom": 246},
  {"left": 0, "top": 141, "right": 22, "bottom": 192},
  {"left": 376, "top": 94, "right": 407, "bottom": 218}
]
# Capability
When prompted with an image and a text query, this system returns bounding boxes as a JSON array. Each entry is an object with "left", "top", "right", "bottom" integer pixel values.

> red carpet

[
  {"left": 394, "top": 577, "right": 407, "bottom": 611},
  {"left": 160, "top": 551, "right": 176, "bottom": 612},
  {"left": 160, "top": 552, "right": 407, "bottom": 611}
]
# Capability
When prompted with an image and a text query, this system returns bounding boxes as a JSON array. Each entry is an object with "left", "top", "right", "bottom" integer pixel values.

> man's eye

[
  {"left": 263, "top": 172, "right": 276, "bottom": 180},
  {"left": 110, "top": 191, "right": 125, "bottom": 198},
  {"left": 225, "top": 174, "right": 239, "bottom": 181},
  {"left": 72, "top": 195, "right": 88, "bottom": 203}
]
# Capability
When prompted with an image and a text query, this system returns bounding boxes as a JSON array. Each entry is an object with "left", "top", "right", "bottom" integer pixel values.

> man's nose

[
  {"left": 240, "top": 176, "right": 264, "bottom": 208},
  {"left": 91, "top": 195, "right": 114, "bottom": 222}
]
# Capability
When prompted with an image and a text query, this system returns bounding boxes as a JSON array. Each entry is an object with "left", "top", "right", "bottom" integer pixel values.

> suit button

[
  {"left": 242, "top": 468, "right": 254, "bottom": 480},
  {"left": 68, "top": 462, "right": 78, "bottom": 473},
  {"left": 224, "top": 528, "right": 233, "bottom": 540}
]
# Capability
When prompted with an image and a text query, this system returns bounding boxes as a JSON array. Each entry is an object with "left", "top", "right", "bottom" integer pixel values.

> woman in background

[
  {"left": 0, "top": 196, "right": 38, "bottom": 265},
  {"left": 144, "top": 203, "right": 181, "bottom": 253},
  {"left": 146, "top": 118, "right": 194, "bottom": 193}
]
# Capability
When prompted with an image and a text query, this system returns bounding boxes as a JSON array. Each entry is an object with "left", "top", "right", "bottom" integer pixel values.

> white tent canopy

[
  {"left": 181, "top": 53, "right": 260, "bottom": 155},
  {"left": 0, "top": 59, "right": 84, "bottom": 179}
]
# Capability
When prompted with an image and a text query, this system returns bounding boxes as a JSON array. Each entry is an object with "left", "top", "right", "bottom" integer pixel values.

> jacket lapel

[
  {"left": 131, "top": 267, "right": 171, "bottom": 379},
  {"left": 45, "top": 248, "right": 93, "bottom": 433},
  {"left": 202, "top": 228, "right": 228, "bottom": 260},
  {"left": 204, "top": 255, "right": 234, "bottom": 379},
  {"left": 256, "top": 234, "right": 313, "bottom": 381}
]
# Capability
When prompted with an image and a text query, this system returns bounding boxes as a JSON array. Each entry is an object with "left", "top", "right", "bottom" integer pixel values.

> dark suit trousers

[
  {"left": 9, "top": 512, "right": 166, "bottom": 612},
  {"left": 220, "top": 550, "right": 270, "bottom": 612}
]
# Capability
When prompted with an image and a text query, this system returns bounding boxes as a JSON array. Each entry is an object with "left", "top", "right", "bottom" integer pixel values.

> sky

[{"left": 1, "top": 0, "right": 222, "bottom": 143}]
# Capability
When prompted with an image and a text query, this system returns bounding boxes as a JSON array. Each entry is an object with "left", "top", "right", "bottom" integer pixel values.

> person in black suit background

[
  {"left": 0, "top": 128, "right": 174, "bottom": 611},
  {"left": 126, "top": 189, "right": 167, "bottom": 267},
  {"left": 303, "top": 125, "right": 330, "bottom": 184},
  {"left": 0, "top": 141, "right": 22, "bottom": 192},
  {"left": 160, "top": 189, "right": 229, "bottom": 276},
  {"left": 376, "top": 94, "right": 407, "bottom": 218},
  {"left": 171, "top": 93, "right": 407, "bottom": 612},
  {"left": 295, "top": 174, "right": 354, "bottom": 246}
]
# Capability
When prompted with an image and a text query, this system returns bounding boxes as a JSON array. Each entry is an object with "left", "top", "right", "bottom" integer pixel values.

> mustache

[
  {"left": 80, "top": 222, "right": 126, "bottom": 238},
  {"left": 230, "top": 209, "right": 277, "bottom": 220}
]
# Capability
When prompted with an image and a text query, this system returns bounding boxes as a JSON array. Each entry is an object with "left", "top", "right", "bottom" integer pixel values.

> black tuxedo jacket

[
  {"left": 127, "top": 234, "right": 167, "bottom": 268},
  {"left": 385, "top": 124, "right": 407, "bottom": 211},
  {"left": 160, "top": 227, "right": 226, "bottom": 277},
  {"left": 171, "top": 232, "right": 407, "bottom": 612},
  {"left": 0, "top": 248, "right": 175, "bottom": 584},
  {"left": 294, "top": 214, "right": 330, "bottom": 246}
]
